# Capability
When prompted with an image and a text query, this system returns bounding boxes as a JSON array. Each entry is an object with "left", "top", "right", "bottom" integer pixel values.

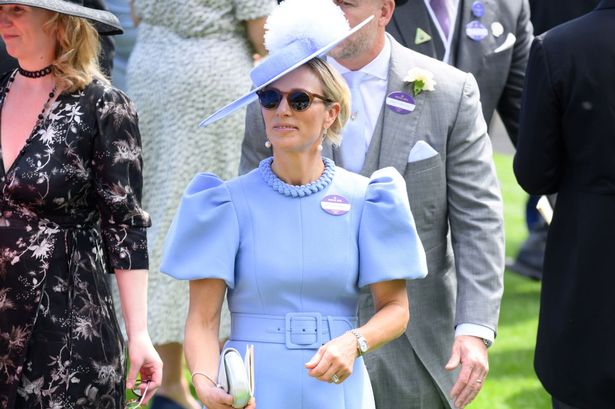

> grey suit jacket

[
  {"left": 239, "top": 37, "right": 504, "bottom": 405},
  {"left": 388, "top": 0, "right": 533, "bottom": 145}
]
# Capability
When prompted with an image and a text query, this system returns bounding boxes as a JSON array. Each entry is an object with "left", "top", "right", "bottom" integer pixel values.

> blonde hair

[
  {"left": 305, "top": 58, "right": 350, "bottom": 147},
  {"left": 45, "top": 13, "right": 109, "bottom": 93}
]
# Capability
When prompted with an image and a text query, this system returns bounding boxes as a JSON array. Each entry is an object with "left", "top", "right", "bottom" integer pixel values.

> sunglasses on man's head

[{"left": 256, "top": 88, "right": 333, "bottom": 112}]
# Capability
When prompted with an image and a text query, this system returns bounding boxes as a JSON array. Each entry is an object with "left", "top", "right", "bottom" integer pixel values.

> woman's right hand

[{"left": 196, "top": 384, "right": 256, "bottom": 409}]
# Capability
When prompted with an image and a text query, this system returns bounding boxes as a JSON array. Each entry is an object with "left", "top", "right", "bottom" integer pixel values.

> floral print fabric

[{"left": 0, "top": 73, "right": 150, "bottom": 409}]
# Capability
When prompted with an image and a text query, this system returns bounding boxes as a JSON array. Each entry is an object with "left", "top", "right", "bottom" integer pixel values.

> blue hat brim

[{"left": 199, "top": 15, "right": 374, "bottom": 128}]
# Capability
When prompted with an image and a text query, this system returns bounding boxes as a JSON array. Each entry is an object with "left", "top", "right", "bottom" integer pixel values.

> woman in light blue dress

[{"left": 161, "top": 1, "right": 428, "bottom": 408}]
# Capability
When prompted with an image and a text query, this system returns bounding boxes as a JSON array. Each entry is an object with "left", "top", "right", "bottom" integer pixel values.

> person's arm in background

[
  {"left": 495, "top": 0, "right": 533, "bottom": 146},
  {"left": 129, "top": 0, "right": 141, "bottom": 27},
  {"left": 513, "top": 37, "right": 563, "bottom": 195},
  {"left": 444, "top": 73, "right": 505, "bottom": 409},
  {"left": 245, "top": 17, "right": 268, "bottom": 59}
]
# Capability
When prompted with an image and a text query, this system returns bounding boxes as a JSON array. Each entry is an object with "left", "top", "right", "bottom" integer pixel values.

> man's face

[{"left": 329, "top": 0, "right": 382, "bottom": 61}]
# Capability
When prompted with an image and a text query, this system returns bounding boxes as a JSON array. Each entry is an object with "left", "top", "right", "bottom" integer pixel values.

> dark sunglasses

[{"left": 256, "top": 88, "right": 333, "bottom": 112}]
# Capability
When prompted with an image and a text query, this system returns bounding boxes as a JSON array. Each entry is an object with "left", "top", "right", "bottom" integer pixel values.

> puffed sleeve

[
  {"left": 358, "top": 168, "right": 428, "bottom": 287},
  {"left": 93, "top": 84, "right": 151, "bottom": 271},
  {"left": 160, "top": 174, "right": 240, "bottom": 288}
]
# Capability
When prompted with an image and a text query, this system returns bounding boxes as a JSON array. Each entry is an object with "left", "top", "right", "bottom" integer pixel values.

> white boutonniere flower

[{"left": 404, "top": 68, "right": 437, "bottom": 97}]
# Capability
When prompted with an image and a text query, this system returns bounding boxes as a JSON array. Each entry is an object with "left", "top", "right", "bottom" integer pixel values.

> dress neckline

[
  {"left": 259, "top": 156, "right": 335, "bottom": 198},
  {"left": 0, "top": 70, "right": 60, "bottom": 177}
]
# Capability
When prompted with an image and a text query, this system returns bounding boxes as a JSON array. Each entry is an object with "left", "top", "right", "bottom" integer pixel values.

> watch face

[{"left": 359, "top": 339, "right": 368, "bottom": 352}]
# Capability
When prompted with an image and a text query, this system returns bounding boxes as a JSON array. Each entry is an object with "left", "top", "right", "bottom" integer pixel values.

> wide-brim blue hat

[
  {"left": 199, "top": 0, "right": 373, "bottom": 127},
  {"left": 0, "top": 0, "right": 123, "bottom": 35}
]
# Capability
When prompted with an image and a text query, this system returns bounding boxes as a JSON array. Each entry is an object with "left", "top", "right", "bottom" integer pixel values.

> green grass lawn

[
  {"left": 470, "top": 153, "right": 550, "bottom": 409},
  {"left": 170, "top": 153, "right": 550, "bottom": 409}
]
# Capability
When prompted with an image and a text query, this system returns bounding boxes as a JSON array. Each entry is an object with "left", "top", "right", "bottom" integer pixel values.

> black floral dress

[{"left": 0, "top": 72, "right": 150, "bottom": 409}]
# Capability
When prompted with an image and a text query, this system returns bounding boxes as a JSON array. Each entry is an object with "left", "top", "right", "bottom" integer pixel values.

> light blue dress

[{"left": 161, "top": 157, "right": 427, "bottom": 408}]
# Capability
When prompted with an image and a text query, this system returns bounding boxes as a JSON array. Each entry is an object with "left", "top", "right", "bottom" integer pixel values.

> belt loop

[{"left": 326, "top": 316, "right": 335, "bottom": 342}]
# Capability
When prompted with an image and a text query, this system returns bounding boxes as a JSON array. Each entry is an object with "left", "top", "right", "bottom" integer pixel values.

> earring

[{"left": 265, "top": 140, "right": 272, "bottom": 148}]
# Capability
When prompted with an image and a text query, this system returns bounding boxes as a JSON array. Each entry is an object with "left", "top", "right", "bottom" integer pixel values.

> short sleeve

[
  {"left": 160, "top": 174, "right": 240, "bottom": 288},
  {"left": 93, "top": 84, "right": 151, "bottom": 270},
  {"left": 358, "top": 167, "right": 428, "bottom": 287},
  {"left": 233, "top": 0, "right": 276, "bottom": 21}
]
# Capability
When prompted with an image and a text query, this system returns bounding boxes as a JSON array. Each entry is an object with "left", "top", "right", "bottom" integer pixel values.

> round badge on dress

[
  {"left": 386, "top": 91, "right": 416, "bottom": 114},
  {"left": 466, "top": 20, "right": 489, "bottom": 42},
  {"left": 471, "top": 1, "right": 485, "bottom": 18},
  {"left": 321, "top": 195, "right": 351, "bottom": 216}
]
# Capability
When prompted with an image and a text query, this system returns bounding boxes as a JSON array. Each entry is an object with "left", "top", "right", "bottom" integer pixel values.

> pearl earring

[{"left": 265, "top": 140, "right": 272, "bottom": 148}]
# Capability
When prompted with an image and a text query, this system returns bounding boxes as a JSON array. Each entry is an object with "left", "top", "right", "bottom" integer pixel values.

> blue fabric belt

[{"left": 231, "top": 312, "right": 357, "bottom": 350}]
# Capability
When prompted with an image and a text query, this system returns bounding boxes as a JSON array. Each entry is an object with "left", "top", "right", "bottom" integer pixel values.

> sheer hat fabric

[{"left": 0, "top": 0, "right": 123, "bottom": 34}]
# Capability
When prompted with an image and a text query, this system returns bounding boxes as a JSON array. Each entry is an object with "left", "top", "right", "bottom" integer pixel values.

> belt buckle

[{"left": 285, "top": 312, "right": 323, "bottom": 349}]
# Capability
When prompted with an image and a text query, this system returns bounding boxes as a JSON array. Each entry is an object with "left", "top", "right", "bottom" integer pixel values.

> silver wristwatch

[{"left": 350, "top": 329, "right": 369, "bottom": 356}]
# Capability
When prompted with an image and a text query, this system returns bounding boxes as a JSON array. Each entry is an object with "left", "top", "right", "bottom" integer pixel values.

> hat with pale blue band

[{"left": 199, "top": 0, "right": 373, "bottom": 128}]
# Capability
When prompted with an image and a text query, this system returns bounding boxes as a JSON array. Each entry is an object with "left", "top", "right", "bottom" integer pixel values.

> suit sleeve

[
  {"left": 496, "top": 0, "right": 533, "bottom": 146},
  {"left": 447, "top": 73, "right": 505, "bottom": 333},
  {"left": 239, "top": 99, "right": 271, "bottom": 175},
  {"left": 513, "top": 37, "right": 563, "bottom": 194}
]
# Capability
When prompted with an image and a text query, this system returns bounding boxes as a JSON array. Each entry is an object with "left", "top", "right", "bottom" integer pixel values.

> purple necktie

[{"left": 430, "top": 0, "right": 452, "bottom": 39}]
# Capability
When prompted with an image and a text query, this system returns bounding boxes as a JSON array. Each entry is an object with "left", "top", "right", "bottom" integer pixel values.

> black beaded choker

[{"left": 18, "top": 65, "right": 53, "bottom": 79}]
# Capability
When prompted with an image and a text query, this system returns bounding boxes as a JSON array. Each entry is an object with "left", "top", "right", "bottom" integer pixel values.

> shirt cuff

[{"left": 455, "top": 323, "right": 495, "bottom": 347}]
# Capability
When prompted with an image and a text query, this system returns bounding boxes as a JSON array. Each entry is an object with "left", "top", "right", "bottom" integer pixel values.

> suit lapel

[
  {"left": 391, "top": 1, "right": 444, "bottom": 59},
  {"left": 365, "top": 38, "right": 425, "bottom": 175}
]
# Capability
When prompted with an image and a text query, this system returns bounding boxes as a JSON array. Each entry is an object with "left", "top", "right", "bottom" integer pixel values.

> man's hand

[{"left": 445, "top": 335, "right": 489, "bottom": 408}]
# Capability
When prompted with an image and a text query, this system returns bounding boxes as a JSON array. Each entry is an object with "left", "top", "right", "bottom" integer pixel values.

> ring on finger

[
  {"left": 476, "top": 378, "right": 483, "bottom": 384},
  {"left": 330, "top": 374, "right": 340, "bottom": 384}
]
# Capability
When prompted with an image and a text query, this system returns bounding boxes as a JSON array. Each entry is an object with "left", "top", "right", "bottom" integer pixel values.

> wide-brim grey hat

[{"left": 0, "top": 0, "right": 123, "bottom": 35}]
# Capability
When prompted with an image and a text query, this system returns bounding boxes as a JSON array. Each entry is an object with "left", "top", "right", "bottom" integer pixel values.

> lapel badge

[
  {"left": 386, "top": 91, "right": 416, "bottom": 114},
  {"left": 471, "top": 1, "right": 485, "bottom": 18},
  {"left": 415, "top": 28, "right": 432, "bottom": 45},
  {"left": 491, "top": 22, "right": 504, "bottom": 37},
  {"left": 466, "top": 20, "right": 488, "bottom": 42}
]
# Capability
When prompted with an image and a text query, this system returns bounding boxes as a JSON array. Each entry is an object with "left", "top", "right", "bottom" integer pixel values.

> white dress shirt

[{"left": 329, "top": 36, "right": 391, "bottom": 170}]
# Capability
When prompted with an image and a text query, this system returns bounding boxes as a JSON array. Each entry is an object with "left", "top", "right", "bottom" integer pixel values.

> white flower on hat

[
  {"left": 403, "top": 67, "right": 437, "bottom": 96},
  {"left": 264, "top": 0, "right": 351, "bottom": 53}
]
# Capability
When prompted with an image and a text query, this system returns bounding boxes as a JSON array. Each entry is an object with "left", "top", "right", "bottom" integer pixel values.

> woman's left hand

[
  {"left": 304, "top": 332, "right": 357, "bottom": 384},
  {"left": 126, "top": 331, "right": 163, "bottom": 404}
]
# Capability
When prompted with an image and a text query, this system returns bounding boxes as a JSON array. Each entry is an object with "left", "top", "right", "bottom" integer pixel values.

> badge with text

[
  {"left": 386, "top": 91, "right": 416, "bottom": 114},
  {"left": 321, "top": 195, "right": 351, "bottom": 216},
  {"left": 466, "top": 20, "right": 489, "bottom": 41},
  {"left": 471, "top": 1, "right": 485, "bottom": 18}
]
